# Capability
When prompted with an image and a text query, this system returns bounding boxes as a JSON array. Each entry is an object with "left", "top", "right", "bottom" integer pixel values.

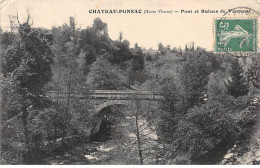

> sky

[{"left": 0, "top": 0, "right": 259, "bottom": 50}]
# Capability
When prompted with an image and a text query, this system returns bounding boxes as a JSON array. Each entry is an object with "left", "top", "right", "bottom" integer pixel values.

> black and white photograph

[{"left": 0, "top": 0, "right": 260, "bottom": 165}]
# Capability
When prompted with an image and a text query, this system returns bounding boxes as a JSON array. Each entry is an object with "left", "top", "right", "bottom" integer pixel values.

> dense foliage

[
  {"left": 156, "top": 46, "right": 259, "bottom": 164},
  {"left": 1, "top": 18, "right": 54, "bottom": 163},
  {"left": 225, "top": 57, "right": 249, "bottom": 98},
  {"left": 0, "top": 16, "right": 259, "bottom": 165}
]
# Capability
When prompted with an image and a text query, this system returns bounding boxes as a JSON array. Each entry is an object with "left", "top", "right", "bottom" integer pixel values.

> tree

[
  {"left": 158, "top": 42, "right": 163, "bottom": 51},
  {"left": 185, "top": 44, "right": 188, "bottom": 52},
  {"left": 119, "top": 31, "right": 123, "bottom": 42},
  {"left": 168, "top": 100, "right": 238, "bottom": 164},
  {"left": 180, "top": 54, "right": 210, "bottom": 107},
  {"left": 226, "top": 57, "right": 249, "bottom": 98},
  {"left": 207, "top": 71, "right": 227, "bottom": 98},
  {"left": 166, "top": 44, "right": 171, "bottom": 50},
  {"left": 92, "top": 17, "right": 107, "bottom": 33},
  {"left": 157, "top": 77, "right": 188, "bottom": 143},
  {"left": 132, "top": 44, "right": 144, "bottom": 72},
  {"left": 87, "top": 57, "right": 123, "bottom": 90},
  {"left": 178, "top": 47, "right": 182, "bottom": 55},
  {"left": 158, "top": 42, "right": 166, "bottom": 55},
  {"left": 126, "top": 94, "right": 159, "bottom": 164},
  {"left": 247, "top": 57, "right": 260, "bottom": 89},
  {"left": 110, "top": 40, "right": 132, "bottom": 66},
  {"left": 51, "top": 24, "right": 73, "bottom": 51},
  {"left": 157, "top": 75, "right": 238, "bottom": 164},
  {"left": 126, "top": 60, "right": 134, "bottom": 87},
  {"left": 0, "top": 31, "right": 16, "bottom": 50},
  {"left": 190, "top": 42, "right": 194, "bottom": 51},
  {"left": 2, "top": 14, "right": 53, "bottom": 147},
  {"left": 51, "top": 20, "right": 90, "bottom": 141}
]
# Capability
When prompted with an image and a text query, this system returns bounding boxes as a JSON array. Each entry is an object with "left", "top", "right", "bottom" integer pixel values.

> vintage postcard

[{"left": 0, "top": 0, "right": 260, "bottom": 165}]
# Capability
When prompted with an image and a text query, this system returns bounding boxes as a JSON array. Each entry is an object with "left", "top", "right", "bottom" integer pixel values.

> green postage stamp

[{"left": 214, "top": 19, "right": 257, "bottom": 53}]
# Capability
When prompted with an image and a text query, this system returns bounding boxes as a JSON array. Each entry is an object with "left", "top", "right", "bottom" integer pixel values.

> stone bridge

[
  {"left": 47, "top": 90, "right": 164, "bottom": 135},
  {"left": 47, "top": 90, "right": 163, "bottom": 113}
]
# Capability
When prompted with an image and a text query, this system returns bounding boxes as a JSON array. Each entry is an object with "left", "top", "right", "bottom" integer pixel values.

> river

[{"left": 44, "top": 108, "right": 160, "bottom": 165}]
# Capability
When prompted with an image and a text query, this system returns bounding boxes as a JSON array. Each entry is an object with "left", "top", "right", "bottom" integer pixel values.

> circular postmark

[{"left": 214, "top": 7, "right": 260, "bottom": 57}]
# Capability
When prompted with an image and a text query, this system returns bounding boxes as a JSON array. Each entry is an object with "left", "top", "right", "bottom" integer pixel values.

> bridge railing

[{"left": 46, "top": 90, "right": 164, "bottom": 100}]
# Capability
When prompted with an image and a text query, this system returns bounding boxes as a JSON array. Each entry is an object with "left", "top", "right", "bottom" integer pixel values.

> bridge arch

[
  {"left": 91, "top": 100, "right": 130, "bottom": 135},
  {"left": 94, "top": 100, "right": 130, "bottom": 113}
]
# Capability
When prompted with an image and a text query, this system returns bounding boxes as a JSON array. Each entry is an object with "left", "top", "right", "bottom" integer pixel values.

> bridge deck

[{"left": 47, "top": 90, "right": 164, "bottom": 100}]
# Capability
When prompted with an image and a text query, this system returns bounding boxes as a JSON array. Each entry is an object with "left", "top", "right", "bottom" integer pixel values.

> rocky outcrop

[
  {"left": 222, "top": 137, "right": 260, "bottom": 165},
  {"left": 222, "top": 105, "right": 260, "bottom": 165}
]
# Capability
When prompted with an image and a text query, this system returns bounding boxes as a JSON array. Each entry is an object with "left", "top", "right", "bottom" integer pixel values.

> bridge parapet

[{"left": 47, "top": 90, "right": 164, "bottom": 100}]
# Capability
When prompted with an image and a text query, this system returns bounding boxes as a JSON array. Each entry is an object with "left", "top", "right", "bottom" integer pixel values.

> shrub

[{"left": 165, "top": 101, "right": 238, "bottom": 164}]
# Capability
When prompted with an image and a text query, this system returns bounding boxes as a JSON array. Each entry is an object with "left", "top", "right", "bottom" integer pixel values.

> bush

[
  {"left": 163, "top": 100, "right": 238, "bottom": 164},
  {"left": 234, "top": 95, "right": 254, "bottom": 110},
  {"left": 1, "top": 142, "right": 23, "bottom": 164},
  {"left": 236, "top": 105, "right": 260, "bottom": 142},
  {"left": 22, "top": 147, "right": 46, "bottom": 164},
  {"left": 169, "top": 155, "right": 191, "bottom": 165}
]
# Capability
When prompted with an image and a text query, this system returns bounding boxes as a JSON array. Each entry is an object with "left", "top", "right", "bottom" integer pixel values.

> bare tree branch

[
  {"left": 139, "top": 125, "right": 151, "bottom": 133},
  {"left": 16, "top": 11, "right": 21, "bottom": 26},
  {"left": 138, "top": 119, "right": 149, "bottom": 130},
  {"left": 26, "top": 8, "right": 30, "bottom": 24}
]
